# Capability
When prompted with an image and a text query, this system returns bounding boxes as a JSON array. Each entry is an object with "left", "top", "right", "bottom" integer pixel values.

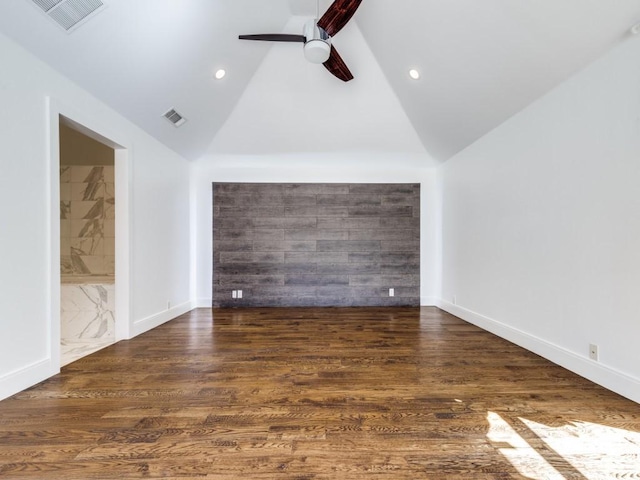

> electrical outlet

[
  {"left": 232, "top": 290, "right": 237, "bottom": 299},
  {"left": 452, "top": 295, "right": 457, "bottom": 305},
  {"left": 237, "top": 290, "right": 243, "bottom": 299},
  {"left": 389, "top": 288, "right": 395, "bottom": 297},
  {"left": 167, "top": 301, "right": 171, "bottom": 310},
  {"left": 589, "top": 344, "right": 599, "bottom": 361}
]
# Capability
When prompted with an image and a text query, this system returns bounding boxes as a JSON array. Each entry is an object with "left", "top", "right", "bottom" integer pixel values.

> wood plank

[{"left": 0, "top": 307, "right": 638, "bottom": 479}]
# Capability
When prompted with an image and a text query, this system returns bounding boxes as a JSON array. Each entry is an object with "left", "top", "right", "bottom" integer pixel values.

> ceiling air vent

[
  {"left": 163, "top": 108, "right": 187, "bottom": 128},
  {"left": 31, "top": 0, "right": 106, "bottom": 33}
]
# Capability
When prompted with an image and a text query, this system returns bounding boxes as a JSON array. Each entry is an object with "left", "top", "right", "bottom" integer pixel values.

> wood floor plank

[{"left": 0, "top": 307, "right": 639, "bottom": 479}]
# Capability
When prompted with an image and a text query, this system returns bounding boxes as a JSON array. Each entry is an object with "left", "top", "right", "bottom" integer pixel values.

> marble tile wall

[
  {"left": 60, "top": 283, "right": 115, "bottom": 365},
  {"left": 60, "top": 166, "right": 115, "bottom": 276}
]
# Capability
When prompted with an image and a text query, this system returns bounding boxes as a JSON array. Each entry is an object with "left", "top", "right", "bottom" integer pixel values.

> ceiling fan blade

[
  {"left": 317, "top": 0, "right": 362, "bottom": 37},
  {"left": 239, "top": 34, "right": 306, "bottom": 43},
  {"left": 323, "top": 45, "right": 354, "bottom": 82}
]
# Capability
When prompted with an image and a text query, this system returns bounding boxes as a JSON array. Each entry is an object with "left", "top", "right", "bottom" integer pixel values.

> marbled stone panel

[
  {"left": 60, "top": 166, "right": 114, "bottom": 276},
  {"left": 61, "top": 283, "right": 115, "bottom": 340}
]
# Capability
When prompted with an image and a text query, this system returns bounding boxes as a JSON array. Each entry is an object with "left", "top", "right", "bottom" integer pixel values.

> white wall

[
  {"left": 440, "top": 36, "right": 640, "bottom": 403},
  {"left": 0, "top": 32, "right": 192, "bottom": 400},
  {"left": 192, "top": 153, "right": 439, "bottom": 308},
  {"left": 127, "top": 139, "right": 191, "bottom": 335}
]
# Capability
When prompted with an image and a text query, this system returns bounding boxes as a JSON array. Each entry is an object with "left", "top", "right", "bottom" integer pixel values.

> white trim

[
  {"left": 189, "top": 168, "right": 198, "bottom": 311},
  {"left": 46, "top": 97, "right": 61, "bottom": 375},
  {"left": 132, "top": 301, "right": 195, "bottom": 337},
  {"left": 196, "top": 298, "right": 213, "bottom": 308},
  {"left": 48, "top": 98, "right": 133, "bottom": 343},
  {"left": 420, "top": 296, "right": 437, "bottom": 306},
  {"left": 437, "top": 299, "right": 640, "bottom": 404},
  {"left": 199, "top": 298, "right": 433, "bottom": 309},
  {"left": 0, "top": 359, "right": 52, "bottom": 401},
  {"left": 114, "top": 148, "right": 131, "bottom": 341}
]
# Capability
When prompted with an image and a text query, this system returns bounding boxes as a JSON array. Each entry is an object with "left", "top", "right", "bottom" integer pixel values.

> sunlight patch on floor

[
  {"left": 521, "top": 417, "right": 640, "bottom": 478},
  {"left": 487, "top": 411, "right": 640, "bottom": 480},
  {"left": 486, "top": 411, "right": 564, "bottom": 479}
]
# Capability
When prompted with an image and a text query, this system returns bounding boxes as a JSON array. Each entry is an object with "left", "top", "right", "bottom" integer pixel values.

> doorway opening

[
  {"left": 59, "top": 122, "right": 116, "bottom": 365},
  {"left": 47, "top": 99, "right": 131, "bottom": 372}
]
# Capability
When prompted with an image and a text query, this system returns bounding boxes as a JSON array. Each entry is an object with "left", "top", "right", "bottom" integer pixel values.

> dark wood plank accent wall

[{"left": 212, "top": 183, "right": 420, "bottom": 307}]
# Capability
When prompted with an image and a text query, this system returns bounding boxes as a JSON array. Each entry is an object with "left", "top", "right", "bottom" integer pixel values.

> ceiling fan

[{"left": 239, "top": 0, "right": 362, "bottom": 82}]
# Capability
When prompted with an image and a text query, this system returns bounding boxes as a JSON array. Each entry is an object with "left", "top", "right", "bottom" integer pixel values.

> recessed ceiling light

[
  {"left": 409, "top": 69, "right": 420, "bottom": 80},
  {"left": 215, "top": 69, "right": 226, "bottom": 80}
]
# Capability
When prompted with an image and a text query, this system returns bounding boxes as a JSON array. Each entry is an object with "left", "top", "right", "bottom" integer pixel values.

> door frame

[{"left": 47, "top": 97, "right": 132, "bottom": 369}]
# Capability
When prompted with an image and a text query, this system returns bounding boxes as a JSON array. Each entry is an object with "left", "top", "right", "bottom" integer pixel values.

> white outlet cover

[
  {"left": 232, "top": 290, "right": 237, "bottom": 299},
  {"left": 389, "top": 288, "right": 395, "bottom": 297},
  {"left": 238, "top": 290, "right": 243, "bottom": 299}
]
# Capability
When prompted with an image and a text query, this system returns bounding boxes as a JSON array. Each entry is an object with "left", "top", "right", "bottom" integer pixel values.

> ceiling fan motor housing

[{"left": 303, "top": 19, "right": 331, "bottom": 64}]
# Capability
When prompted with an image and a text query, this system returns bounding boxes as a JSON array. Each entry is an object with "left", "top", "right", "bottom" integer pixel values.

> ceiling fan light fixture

[
  {"left": 238, "top": 1, "right": 362, "bottom": 82},
  {"left": 304, "top": 40, "right": 331, "bottom": 64},
  {"left": 303, "top": 19, "right": 331, "bottom": 64}
]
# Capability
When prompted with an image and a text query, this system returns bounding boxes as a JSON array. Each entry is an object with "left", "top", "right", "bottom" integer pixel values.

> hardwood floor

[{"left": 0, "top": 307, "right": 638, "bottom": 479}]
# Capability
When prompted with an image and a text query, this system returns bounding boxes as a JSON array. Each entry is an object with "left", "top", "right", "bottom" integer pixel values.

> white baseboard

[
  {"left": 1, "top": 301, "right": 196, "bottom": 401},
  {"left": 7, "top": 300, "right": 635, "bottom": 405},
  {"left": 195, "top": 299, "right": 436, "bottom": 308},
  {"left": 0, "top": 358, "right": 57, "bottom": 401},
  {"left": 132, "top": 300, "right": 195, "bottom": 337},
  {"left": 437, "top": 299, "right": 640, "bottom": 404},
  {"left": 196, "top": 297, "right": 212, "bottom": 308},
  {"left": 420, "top": 296, "right": 437, "bottom": 306}
]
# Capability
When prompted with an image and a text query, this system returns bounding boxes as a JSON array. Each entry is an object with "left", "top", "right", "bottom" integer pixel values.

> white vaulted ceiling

[{"left": 0, "top": 0, "right": 639, "bottom": 165}]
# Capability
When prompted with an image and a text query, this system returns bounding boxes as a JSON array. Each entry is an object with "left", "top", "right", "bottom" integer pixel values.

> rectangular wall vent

[
  {"left": 31, "top": 0, "right": 106, "bottom": 32},
  {"left": 163, "top": 108, "right": 187, "bottom": 127}
]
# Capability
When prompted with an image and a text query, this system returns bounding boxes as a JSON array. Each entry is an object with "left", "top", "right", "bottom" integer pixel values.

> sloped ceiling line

[{"left": 0, "top": 0, "right": 639, "bottom": 164}]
